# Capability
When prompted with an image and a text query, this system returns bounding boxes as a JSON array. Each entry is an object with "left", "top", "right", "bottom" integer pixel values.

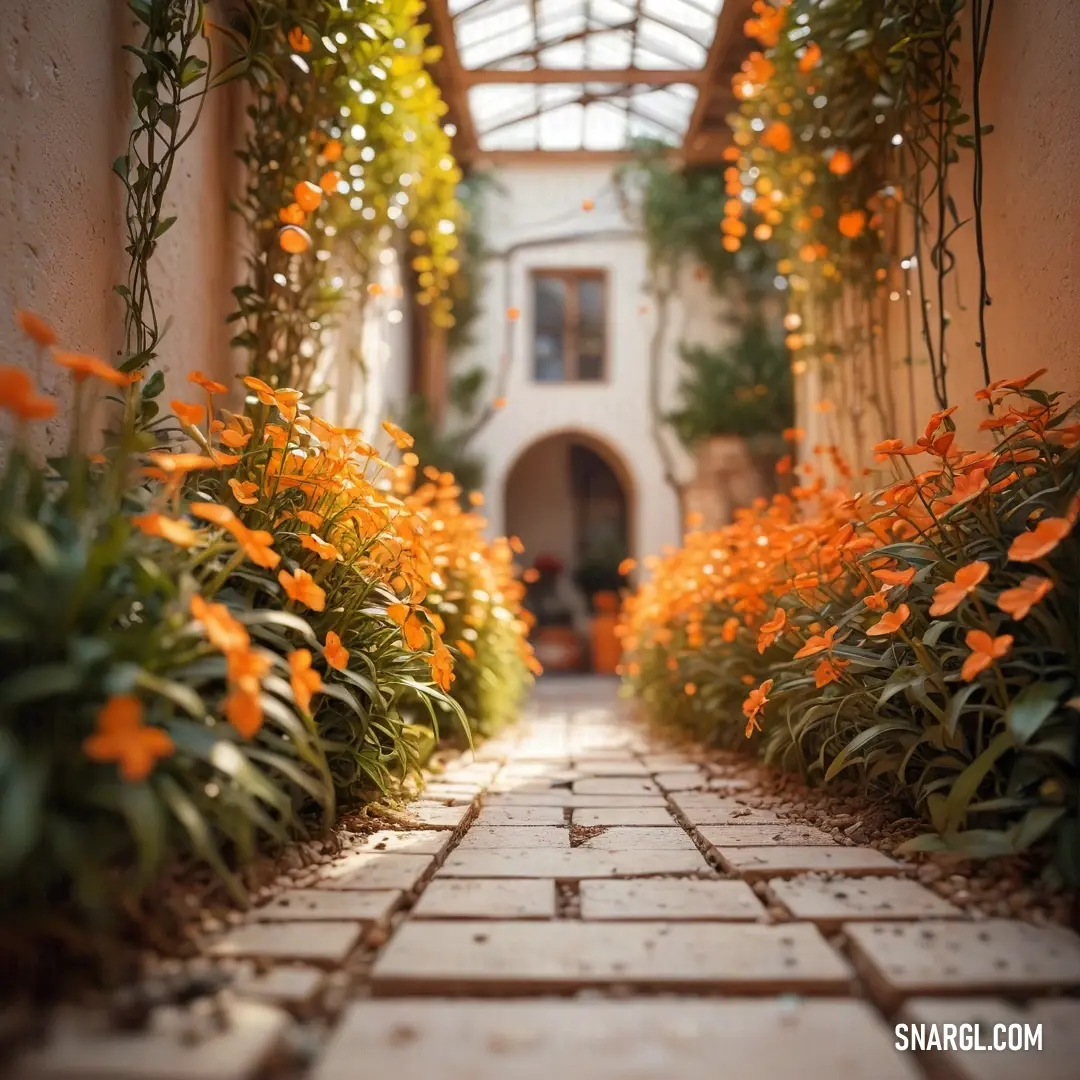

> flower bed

[
  {"left": 621, "top": 375, "right": 1079, "bottom": 878},
  {"left": 0, "top": 315, "right": 535, "bottom": 984}
]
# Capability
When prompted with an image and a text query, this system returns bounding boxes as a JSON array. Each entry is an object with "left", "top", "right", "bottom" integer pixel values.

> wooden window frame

[{"left": 531, "top": 268, "right": 609, "bottom": 384}]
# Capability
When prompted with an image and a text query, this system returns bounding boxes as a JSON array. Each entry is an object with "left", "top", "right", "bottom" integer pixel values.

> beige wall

[
  {"left": 0, "top": 0, "right": 403, "bottom": 454},
  {"left": 799, "top": 0, "right": 1080, "bottom": 471}
]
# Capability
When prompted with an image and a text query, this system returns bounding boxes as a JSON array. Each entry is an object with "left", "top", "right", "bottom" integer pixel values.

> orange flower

[
  {"left": 148, "top": 451, "right": 219, "bottom": 475},
  {"left": 1008, "top": 517, "right": 1072, "bottom": 562},
  {"left": 223, "top": 688, "right": 263, "bottom": 739},
  {"left": 279, "top": 202, "right": 306, "bottom": 226},
  {"left": 190, "top": 502, "right": 238, "bottom": 527},
  {"left": 191, "top": 594, "right": 250, "bottom": 654},
  {"left": 323, "top": 630, "right": 349, "bottom": 671},
  {"left": 189, "top": 370, "right": 228, "bottom": 394},
  {"left": 15, "top": 309, "right": 57, "bottom": 347},
  {"left": 872, "top": 567, "right": 916, "bottom": 587},
  {"left": 455, "top": 638, "right": 476, "bottom": 660},
  {"left": 236, "top": 525, "right": 281, "bottom": 569},
  {"left": 794, "top": 625, "right": 839, "bottom": 659},
  {"left": 582, "top": 198, "right": 595, "bottom": 212},
  {"left": 866, "top": 603, "right": 910, "bottom": 636},
  {"left": 798, "top": 41, "right": 821, "bottom": 73},
  {"left": 387, "top": 602, "right": 428, "bottom": 650},
  {"left": 814, "top": 657, "right": 849, "bottom": 687},
  {"left": 319, "top": 170, "right": 340, "bottom": 195},
  {"left": 874, "top": 438, "right": 922, "bottom": 457},
  {"left": 288, "top": 649, "right": 322, "bottom": 714},
  {"left": 0, "top": 365, "right": 56, "bottom": 421},
  {"left": 838, "top": 210, "right": 866, "bottom": 239},
  {"left": 742, "top": 678, "right": 773, "bottom": 737},
  {"left": 287, "top": 26, "right": 312, "bottom": 52},
  {"left": 171, "top": 399, "right": 205, "bottom": 426},
  {"left": 762, "top": 121, "right": 792, "bottom": 153},
  {"left": 300, "top": 533, "right": 340, "bottom": 561},
  {"left": 229, "top": 479, "right": 259, "bottom": 505},
  {"left": 961, "top": 630, "right": 1013, "bottom": 682},
  {"left": 997, "top": 576, "right": 1053, "bottom": 620},
  {"left": 82, "top": 696, "right": 174, "bottom": 782},
  {"left": 427, "top": 644, "right": 455, "bottom": 692},
  {"left": 294, "top": 180, "right": 322, "bottom": 212},
  {"left": 132, "top": 511, "right": 201, "bottom": 549},
  {"left": 829, "top": 149, "right": 854, "bottom": 176},
  {"left": 323, "top": 138, "right": 343, "bottom": 162},
  {"left": 227, "top": 647, "right": 271, "bottom": 696},
  {"left": 278, "top": 567, "right": 326, "bottom": 610},
  {"left": 929, "top": 561, "right": 990, "bottom": 615},
  {"left": 280, "top": 225, "right": 312, "bottom": 254},
  {"left": 757, "top": 608, "right": 786, "bottom": 653},
  {"left": 220, "top": 427, "right": 252, "bottom": 449},
  {"left": 53, "top": 351, "right": 139, "bottom": 386},
  {"left": 506, "top": 307, "right": 521, "bottom": 322},
  {"left": 382, "top": 419, "right": 414, "bottom": 450},
  {"left": 684, "top": 682, "right": 697, "bottom": 696},
  {"left": 721, "top": 617, "right": 740, "bottom": 643}
]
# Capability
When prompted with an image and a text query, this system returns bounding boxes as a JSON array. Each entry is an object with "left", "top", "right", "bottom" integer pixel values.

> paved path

[{"left": 17, "top": 678, "right": 1080, "bottom": 1080}]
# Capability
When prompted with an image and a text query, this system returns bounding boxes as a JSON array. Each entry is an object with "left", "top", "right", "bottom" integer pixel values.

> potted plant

[{"left": 573, "top": 539, "right": 628, "bottom": 612}]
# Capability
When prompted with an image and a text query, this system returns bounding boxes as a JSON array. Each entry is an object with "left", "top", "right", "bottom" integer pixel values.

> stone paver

[
  {"left": 474, "top": 806, "right": 565, "bottom": 826},
  {"left": 653, "top": 771, "right": 706, "bottom": 791},
  {"left": 697, "top": 823, "right": 838, "bottom": 848},
  {"left": 228, "top": 964, "right": 326, "bottom": 1009},
  {"left": 13, "top": 1002, "right": 288, "bottom": 1080},
  {"left": 401, "top": 804, "right": 473, "bottom": 828},
  {"left": 900, "top": 997, "right": 1080, "bottom": 1080},
  {"left": 716, "top": 845, "right": 903, "bottom": 881},
  {"left": 208, "top": 921, "right": 361, "bottom": 965},
  {"left": 680, "top": 803, "right": 784, "bottom": 826},
  {"left": 455, "top": 826, "right": 569, "bottom": 848},
  {"left": 577, "top": 826, "right": 698, "bottom": 850},
  {"left": 439, "top": 847, "right": 712, "bottom": 879},
  {"left": 252, "top": 888, "right": 401, "bottom": 924},
  {"left": 345, "top": 830, "right": 453, "bottom": 855},
  {"left": 317, "top": 851, "right": 435, "bottom": 891},
  {"left": 572, "top": 778, "right": 660, "bottom": 796},
  {"left": 371, "top": 921, "right": 854, "bottom": 994},
  {"left": 580, "top": 879, "right": 766, "bottom": 921},
  {"left": 572, "top": 807, "right": 678, "bottom": 827},
  {"left": 484, "top": 793, "right": 667, "bottom": 808},
  {"left": 412, "top": 879, "right": 557, "bottom": 920},
  {"left": 769, "top": 876, "right": 964, "bottom": 928},
  {"left": 569, "top": 760, "right": 650, "bottom": 777},
  {"left": 311, "top": 999, "right": 919, "bottom": 1080},
  {"left": 845, "top": 920, "right": 1080, "bottom": 1007}
]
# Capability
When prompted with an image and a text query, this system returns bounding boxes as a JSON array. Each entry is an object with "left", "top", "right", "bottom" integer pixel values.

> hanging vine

[
  {"left": 727, "top": 0, "right": 982, "bottom": 460},
  {"left": 227, "top": 0, "right": 461, "bottom": 393}
]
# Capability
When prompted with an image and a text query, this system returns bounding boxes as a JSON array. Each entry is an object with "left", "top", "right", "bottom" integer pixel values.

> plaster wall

[{"left": 452, "top": 163, "right": 734, "bottom": 564}]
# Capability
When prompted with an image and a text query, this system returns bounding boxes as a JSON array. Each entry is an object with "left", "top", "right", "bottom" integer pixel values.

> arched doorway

[{"left": 504, "top": 431, "right": 633, "bottom": 672}]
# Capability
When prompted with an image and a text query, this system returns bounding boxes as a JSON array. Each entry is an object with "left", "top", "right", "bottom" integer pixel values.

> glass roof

[{"left": 447, "top": 0, "right": 727, "bottom": 152}]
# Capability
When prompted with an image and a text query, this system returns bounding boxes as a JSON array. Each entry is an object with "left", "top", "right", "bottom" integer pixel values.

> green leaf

[
  {"left": 112, "top": 154, "right": 130, "bottom": 180},
  {"left": 1005, "top": 680, "right": 1071, "bottom": 744},
  {"left": 0, "top": 664, "right": 82, "bottom": 707},
  {"left": 1008, "top": 806, "right": 1066, "bottom": 852},
  {"left": 877, "top": 665, "right": 925, "bottom": 708},
  {"left": 157, "top": 775, "right": 245, "bottom": 902},
  {"left": 153, "top": 216, "right": 177, "bottom": 239},
  {"left": 179, "top": 55, "right": 209, "bottom": 88},
  {"left": 824, "top": 722, "right": 916, "bottom": 782},
  {"left": 942, "top": 731, "right": 1015, "bottom": 833}
]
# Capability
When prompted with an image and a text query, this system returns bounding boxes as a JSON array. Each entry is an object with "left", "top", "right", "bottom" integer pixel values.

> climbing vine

[
  {"left": 228, "top": 0, "right": 462, "bottom": 392},
  {"left": 727, "top": 0, "right": 981, "bottom": 458}
]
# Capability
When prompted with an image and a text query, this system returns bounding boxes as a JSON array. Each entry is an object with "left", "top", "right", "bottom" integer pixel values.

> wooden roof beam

[{"left": 467, "top": 67, "right": 703, "bottom": 85}]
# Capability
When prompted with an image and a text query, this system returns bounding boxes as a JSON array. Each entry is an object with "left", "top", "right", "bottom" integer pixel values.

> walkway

[{"left": 16, "top": 678, "right": 1080, "bottom": 1080}]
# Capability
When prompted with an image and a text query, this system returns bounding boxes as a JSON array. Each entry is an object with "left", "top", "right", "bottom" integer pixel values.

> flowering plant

[
  {"left": 622, "top": 373, "right": 1080, "bottom": 876},
  {"left": 0, "top": 309, "right": 535, "bottom": 981}
]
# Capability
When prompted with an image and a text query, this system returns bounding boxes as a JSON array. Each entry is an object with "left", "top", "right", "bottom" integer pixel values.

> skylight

[{"left": 445, "top": 0, "right": 727, "bottom": 153}]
